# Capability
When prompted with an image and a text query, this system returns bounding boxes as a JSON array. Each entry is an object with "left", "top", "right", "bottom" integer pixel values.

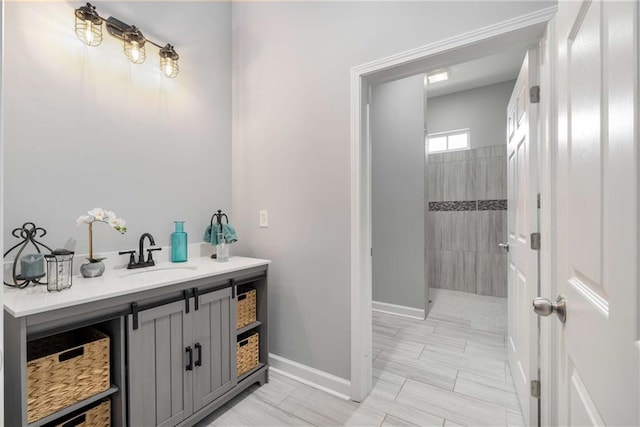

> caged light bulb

[
  {"left": 130, "top": 44, "right": 140, "bottom": 62},
  {"left": 159, "top": 44, "right": 179, "bottom": 78},
  {"left": 84, "top": 23, "right": 93, "bottom": 45},
  {"left": 74, "top": 3, "right": 103, "bottom": 47}
]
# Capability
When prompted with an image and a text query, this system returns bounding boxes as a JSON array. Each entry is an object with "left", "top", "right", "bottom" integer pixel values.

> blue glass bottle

[{"left": 171, "top": 221, "right": 187, "bottom": 262}]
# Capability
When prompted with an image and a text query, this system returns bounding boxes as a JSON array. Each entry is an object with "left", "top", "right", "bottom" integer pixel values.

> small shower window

[{"left": 427, "top": 129, "right": 470, "bottom": 153}]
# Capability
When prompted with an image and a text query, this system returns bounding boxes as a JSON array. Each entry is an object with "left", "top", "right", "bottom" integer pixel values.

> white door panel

[
  {"left": 569, "top": 368, "right": 606, "bottom": 426},
  {"left": 516, "top": 137, "right": 528, "bottom": 243},
  {"left": 568, "top": 2, "right": 602, "bottom": 290},
  {"left": 554, "top": 1, "right": 639, "bottom": 425}
]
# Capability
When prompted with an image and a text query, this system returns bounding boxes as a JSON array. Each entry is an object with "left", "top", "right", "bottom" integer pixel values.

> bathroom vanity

[{"left": 3, "top": 256, "right": 270, "bottom": 426}]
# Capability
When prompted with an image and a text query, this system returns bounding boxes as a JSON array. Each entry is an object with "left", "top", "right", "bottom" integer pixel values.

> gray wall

[
  {"left": 427, "top": 146, "right": 508, "bottom": 297},
  {"left": 371, "top": 76, "right": 425, "bottom": 311},
  {"left": 3, "top": 2, "right": 232, "bottom": 255},
  {"left": 427, "top": 80, "right": 516, "bottom": 149},
  {"left": 231, "top": 1, "right": 555, "bottom": 380}
]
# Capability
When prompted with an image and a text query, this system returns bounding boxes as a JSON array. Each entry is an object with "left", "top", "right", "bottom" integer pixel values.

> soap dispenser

[
  {"left": 171, "top": 221, "right": 188, "bottom": 262},
  {"left": 216, "top": 233, "right": 229, "bottom": 262}
]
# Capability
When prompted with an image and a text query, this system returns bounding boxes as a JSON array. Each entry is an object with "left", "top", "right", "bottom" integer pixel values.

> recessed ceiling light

[{"left": 427, "top": 69, "right": 449, "bottom": 84}]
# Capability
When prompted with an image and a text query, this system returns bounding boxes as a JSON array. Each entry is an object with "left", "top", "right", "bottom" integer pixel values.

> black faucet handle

[
  {"left": 118, "top": 250, "right": 136, "bottom": 267},
  {"left": 147, "top": 247, "right": 162, "bottom": 263}
]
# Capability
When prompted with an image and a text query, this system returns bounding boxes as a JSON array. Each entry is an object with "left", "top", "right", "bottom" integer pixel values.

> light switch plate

[{"left": 259, "top": 210, "right": 268, "bottom": 227}]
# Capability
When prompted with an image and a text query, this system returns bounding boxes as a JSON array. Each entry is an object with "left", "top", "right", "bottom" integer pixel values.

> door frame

[{"left": 349, "top": 5, "right": 558, "bottom": 419}]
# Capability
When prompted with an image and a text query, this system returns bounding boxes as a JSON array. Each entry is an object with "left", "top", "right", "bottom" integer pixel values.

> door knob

[
  {"left": 533, "top": 295, "right": 566, "bottom": 323},
  {"left": 498, "top": 243, "right": 510, "bottom": 252}
]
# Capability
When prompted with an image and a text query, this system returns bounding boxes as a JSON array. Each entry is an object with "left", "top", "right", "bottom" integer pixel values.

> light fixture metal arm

[
  {"left": 103, "top": 16, "right": 168, "bottom": 51},
  {"left": 145, "top": 39, "right": 164, "bottom": 49}
]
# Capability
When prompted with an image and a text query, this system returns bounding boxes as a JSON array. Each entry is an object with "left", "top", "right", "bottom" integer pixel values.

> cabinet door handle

[
  {"left": 59, "top": 347, "right": 84, "bottom": 362},
  {"left": 185, "top": 346, "right": 193, "bottom": 371},
  {"left": 194, "top": 342, "right": 202, "bottom": 367},
  {"left": 61, "top": 414, "right": 86, "bottom": 427},
  {"left": 193, "top": 287, "right": 200, "bottom": 311}
]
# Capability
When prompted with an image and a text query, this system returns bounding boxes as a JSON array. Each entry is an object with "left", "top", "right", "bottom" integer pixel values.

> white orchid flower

[
  {"left": 107, "top": 217, "right": 127, "bottom": 234},
  {"left": 76, "top": 215, "right": 92, "bottom": 225},
  {"left": 78, "top": 207, "right": 127, "bottom": 260},
  {"left": 109, "top": 217, "right": 124, "bottom": 227},
  {"left": 88, "top": 208, "right": 105, "bottom": 221}
]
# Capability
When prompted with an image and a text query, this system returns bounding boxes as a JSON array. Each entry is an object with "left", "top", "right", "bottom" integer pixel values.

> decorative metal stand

[
  {"left": 209, "top": 209, "right": 229, "bottom": 230},
  {"left": 3, "top": 222, "right": 52, "bottom": 288}
]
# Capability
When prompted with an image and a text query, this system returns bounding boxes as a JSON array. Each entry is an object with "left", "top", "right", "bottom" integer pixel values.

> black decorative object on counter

[
  {"left": 208, "top": 210, "right": 228, "bottom": 260},
  {"left": 209, "top": 209, "right": 229, "bottom": 230},
  {"left": 3, "top": 222, "right": 53, "bottom": 288}
]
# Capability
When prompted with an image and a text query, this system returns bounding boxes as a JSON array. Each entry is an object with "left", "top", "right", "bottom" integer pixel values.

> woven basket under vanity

[
  {"left": 236, "top": 332, "right": 259, "bottom": 377},
  {"left": 236, "top": 288, "right": 257, "bottom": 329},
  {"left": 26, "top": 328, "right": 110, "bottom": 423},
  {"left": 54, "top": 399, "right": 110, "bottom": 427}
]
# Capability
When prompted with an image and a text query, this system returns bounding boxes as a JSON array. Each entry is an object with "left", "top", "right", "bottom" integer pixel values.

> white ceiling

[{"left": 425, "top": 47, "right": 526, "bottom": 98}]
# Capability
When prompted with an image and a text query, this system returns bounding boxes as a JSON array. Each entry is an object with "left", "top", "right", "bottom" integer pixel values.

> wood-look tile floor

[{"left": 198, "top": 289, "right": 524, "bottom": 426}]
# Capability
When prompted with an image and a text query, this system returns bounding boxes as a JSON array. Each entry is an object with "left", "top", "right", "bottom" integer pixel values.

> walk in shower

[
  {"left": 426, "top": 145, "right": 508, "bottom": 297},
  {"left": 424, "top": 78, "right": 513, "bottom": 306}
]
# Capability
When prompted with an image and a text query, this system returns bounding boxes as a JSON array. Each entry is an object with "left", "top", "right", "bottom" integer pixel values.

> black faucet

[
  {"left": 138, "top": 233, "right": 155, "bottom": 264},
  {"left": 119, "top": 232, "right": 162, "bottom": 269}
]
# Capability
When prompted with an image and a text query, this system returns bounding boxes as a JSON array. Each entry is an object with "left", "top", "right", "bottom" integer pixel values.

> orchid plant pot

[{"left": 80, "top": 258, "right": 106, "bottom": 278}]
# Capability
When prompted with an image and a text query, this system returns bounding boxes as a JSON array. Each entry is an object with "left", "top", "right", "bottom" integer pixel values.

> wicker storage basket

[
  {"left": 236, "top": 288, "right": 257, "bottom": 329},
  {"left": 54, "top": 399, "right": 110, "bottom": 427},
  {"left": 27, "top": 328, "right": 110, "bottom": 423},
  {"left": 236, "top": 332, "right": 259, "bottom": 377}
]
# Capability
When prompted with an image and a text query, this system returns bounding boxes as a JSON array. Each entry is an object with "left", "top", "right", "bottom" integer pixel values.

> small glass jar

[{"left": 45, "top": 249, "right": 74, "bottom": 292}]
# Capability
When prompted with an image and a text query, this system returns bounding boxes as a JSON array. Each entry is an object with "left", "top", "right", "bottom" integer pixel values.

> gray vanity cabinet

[
  {"left": 192, "top": 287, "right": 236, "bottom": 412},
  {"left": 4, "top": 261, "right": 269, "bottom": 427},
  {"left": 127, "top": 287, "right": 237, "bottom": 427},
  {"left": 127, "top": 299, "right": 194, "bottom": 427}
]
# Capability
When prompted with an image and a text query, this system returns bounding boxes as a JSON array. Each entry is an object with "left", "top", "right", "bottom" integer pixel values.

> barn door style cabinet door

[
  {"left": 192, "top": 287, "right": 236, "bottom": 412},
  {"left": 127, "top": 287, "right": 236, "bottom": 427}
]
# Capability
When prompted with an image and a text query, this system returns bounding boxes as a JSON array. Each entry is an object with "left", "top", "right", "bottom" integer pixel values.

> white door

[
  {"left": 506, "top": 49, "right": 539, "bottom": 426},
  {"left": 551, "top": 1, "right": 639, "bottom": 425}
]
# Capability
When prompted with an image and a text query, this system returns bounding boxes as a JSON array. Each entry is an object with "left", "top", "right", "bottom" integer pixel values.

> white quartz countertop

[{"left": 4, "top": 256, "right": 270, "bottom": 318}]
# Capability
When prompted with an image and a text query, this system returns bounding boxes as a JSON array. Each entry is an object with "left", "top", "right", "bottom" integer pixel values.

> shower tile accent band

[
  {"left": 477, "top": 199, "right": 508, "bottom": 211},
  {"left": 428, "top": 201, "right": 477, "bottom": 211},
  {"left": 428, "top": 199, "right": 508, "bottom": 211}
]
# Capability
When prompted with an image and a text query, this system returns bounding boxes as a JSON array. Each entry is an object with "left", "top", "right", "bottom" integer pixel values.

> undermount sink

[{"left": 119, "top": 264, "right": 199, "bottom": 279}]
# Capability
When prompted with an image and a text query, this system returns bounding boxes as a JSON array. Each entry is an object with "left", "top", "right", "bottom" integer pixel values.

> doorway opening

[
  {"left": 370, "top": 51, "right": 526, "bottom": 424},
  {"left": 350, "top": 6, "right": 556, "bottom": 425}
]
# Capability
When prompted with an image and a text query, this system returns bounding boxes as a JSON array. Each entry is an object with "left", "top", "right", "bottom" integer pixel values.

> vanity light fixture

[
  {"left": 427, "top": 69, "right": 450, "bottom": 84},
  {"left": 159, "top": 44, "right": 180, "bottom": 78},
  {"left": 74, "top": 3, "right": 180, "bottom": 78},
  {"left": 75, "top": 3, "right": 103, "bottom": 46},
  {"left": 122, "top": 26, "right": 146, "bottom": 64}
]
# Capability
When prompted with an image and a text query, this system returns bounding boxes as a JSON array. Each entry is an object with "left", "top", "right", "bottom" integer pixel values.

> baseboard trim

[
  {"left": 372, "top": 301, "right": 425, "bottom": 320},
  {"left": 268, "top": 353, "right": 351, "bottom": 400}
]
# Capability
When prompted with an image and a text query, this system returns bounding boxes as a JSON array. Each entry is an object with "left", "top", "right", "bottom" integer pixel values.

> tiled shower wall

[{"left": 426, "top": 145, "right": 507, "bottom": 297}]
